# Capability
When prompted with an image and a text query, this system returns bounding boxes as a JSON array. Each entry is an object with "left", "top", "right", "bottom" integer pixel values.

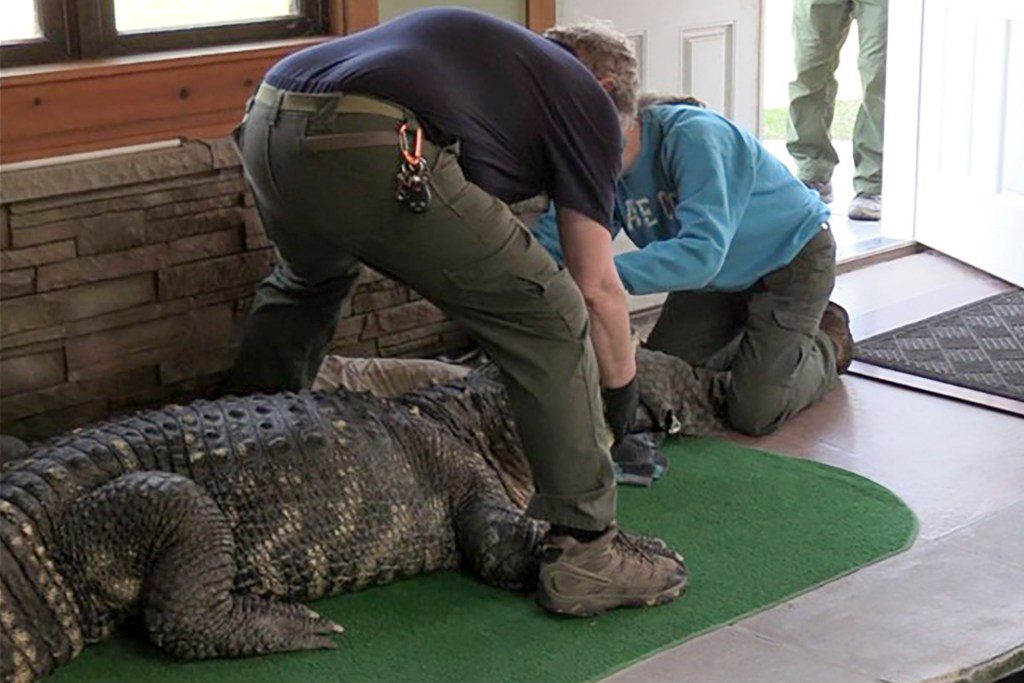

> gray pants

[
  {"left": 646, "top": 227, "right": 839, "bottom": 435},
  {"left": 787, "top": 0, "right": 888, "bottom": 194},
  {"left": 227, "top": 85, "right": 615, "bottom": 531}
]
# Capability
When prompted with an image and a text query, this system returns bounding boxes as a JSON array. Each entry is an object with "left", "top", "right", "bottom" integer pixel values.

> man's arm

[
  {"left": 557, "top": 206, "right": 635, "bottom": 389},
  {"left": 531, "top": 205, "right": 567, "bottom": 264}
]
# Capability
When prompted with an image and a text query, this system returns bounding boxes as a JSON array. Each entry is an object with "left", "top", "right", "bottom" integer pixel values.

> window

[
  {"left": 113, "top": 1, "right": 302, "bottom": 34},
  {"left": 1, "top": 1, "right": 74, "bottom": 66},
  {"left": 1, "top": 0, "right": 326, "bottom": 68},
  {"left": 3, "top": 1, "right": 44, "bottom": 42}
]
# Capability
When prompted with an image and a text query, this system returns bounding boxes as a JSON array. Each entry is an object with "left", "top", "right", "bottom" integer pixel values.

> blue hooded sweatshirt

[{"left": 533, "top": 104, "right": 830, "bottom": 295}]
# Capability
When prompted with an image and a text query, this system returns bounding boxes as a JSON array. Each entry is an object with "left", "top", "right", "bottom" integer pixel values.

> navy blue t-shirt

[{"left": 265, "top": 7, "right": 622, "bottom": 228}]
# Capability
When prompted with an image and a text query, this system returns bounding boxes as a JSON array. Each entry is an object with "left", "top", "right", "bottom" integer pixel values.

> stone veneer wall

[{"left": 0, "top": 138, "right": 470, "bottom": 441}]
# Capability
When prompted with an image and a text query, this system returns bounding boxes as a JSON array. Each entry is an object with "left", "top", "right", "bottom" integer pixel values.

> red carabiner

[{"left": 398, "top": 123, "right": 424, "bottom": 167}]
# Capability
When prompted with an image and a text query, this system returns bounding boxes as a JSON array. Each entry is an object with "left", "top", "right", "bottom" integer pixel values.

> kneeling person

[{"left": 535, "top": 95, "right": 854, "bottom": 436}]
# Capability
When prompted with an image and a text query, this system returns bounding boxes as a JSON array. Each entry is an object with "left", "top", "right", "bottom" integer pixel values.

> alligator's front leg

[
  {"left": 61, "top": 471, "right": 343, "bottom": 658},
  {"left": 455, "top": 498, "right": 687, "bottom": 592},
  {"left": 455, "top": 494, "right": 548, "bottom": 591}
]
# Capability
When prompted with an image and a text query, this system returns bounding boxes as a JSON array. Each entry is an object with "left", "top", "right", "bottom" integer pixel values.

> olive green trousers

[
  {"left": 787, "top": 0, "right": 888, "bottom": 194},
  {"left": 645, "top": 228, "right": 839, "bottom": 436},
  {"left": 227, "top": 88, "right": 615, "bottom": 530}
]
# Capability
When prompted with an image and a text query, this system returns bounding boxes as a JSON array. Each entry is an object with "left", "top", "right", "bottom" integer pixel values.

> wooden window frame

[
  {"left": 341, "top": 0, "right": 555, "bottom": 33},
  {"left": 525, "top": 0, "right": 556, "bottom": 33},
  {"left": 75, "top": 0, "right": 327, "bottom": 59},
  {"left": 1, "top": 0, "right": 327, "bottom": 67},
  {"left": 2, "top": 0, "right": 77, "bottom": 68},
  {"left": 0, "top": 0, "right": 556, "bottom": 164}
]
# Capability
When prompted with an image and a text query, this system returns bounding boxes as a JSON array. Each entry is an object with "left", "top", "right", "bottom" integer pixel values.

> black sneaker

[{"left": 611, "top": 433, "right": 668, "bottom": 487}]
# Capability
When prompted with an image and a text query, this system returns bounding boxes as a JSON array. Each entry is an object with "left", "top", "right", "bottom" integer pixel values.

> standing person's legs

[
  {"left": 228, "top": 262, "right": 361, "bottom": 394},
  {"left": 367, "top": 153, "right": 616, "bottom": 532},
  {"left": 852, "top": 0, "right": 888, "bottom": 195},
  {"left": 226, "top": 101, "right": 362, "bottom": 395},
  {"left": 726, "top": 227, "right": 840, "bottom": 435},
  {"left": 251, "top": 97, "right": 615, "bottom": 533},
  {"left": 787, "top": 0, "right": 855, "bottom": 185}
]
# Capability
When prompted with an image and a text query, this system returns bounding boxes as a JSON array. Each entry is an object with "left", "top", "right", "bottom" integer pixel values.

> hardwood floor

[{"left": 612, "top": 251, "right": 1024, "bottom": 683}]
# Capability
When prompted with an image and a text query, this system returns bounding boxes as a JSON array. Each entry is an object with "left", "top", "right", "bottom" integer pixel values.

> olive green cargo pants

[
  {"left": 645, "top": 227, "right": 839, "bottom": 436},
  {"left": 227, "top": 86, "right": 615, "bottom": 531},
  {"left": 787, "top": 0, "right": 888, "bottom": 194}
]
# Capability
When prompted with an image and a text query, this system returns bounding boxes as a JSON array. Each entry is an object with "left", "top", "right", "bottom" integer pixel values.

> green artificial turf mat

[{"left": 53, "top": 437, "right": 917, "bottom": 683}]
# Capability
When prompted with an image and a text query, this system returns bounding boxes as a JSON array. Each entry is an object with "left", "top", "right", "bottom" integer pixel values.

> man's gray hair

[
  {"left": 544, "top": 22, "right": 639, "bottom": 121},
  {"left": 638, "top": 93, "right": 707, "bottom": 110}
]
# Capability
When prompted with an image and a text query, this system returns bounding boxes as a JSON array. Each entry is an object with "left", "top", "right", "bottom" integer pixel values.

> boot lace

[{"left": 615, "top": 530, "right": 658, "bottom": 565}]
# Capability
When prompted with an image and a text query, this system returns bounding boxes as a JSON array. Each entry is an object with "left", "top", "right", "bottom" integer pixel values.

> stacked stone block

[{"left": 0, "top": 138, "right": 470, "bottom": 441}]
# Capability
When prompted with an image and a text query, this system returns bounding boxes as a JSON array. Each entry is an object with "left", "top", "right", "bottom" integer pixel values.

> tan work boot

[
  {"left": 820, "top": 302, "right": 854, "bottom": 374},
  {"left": 848, "top": 192, "right": 881, "bottom": 221},
  {"left": 537, "top": 523, "right": 688, "bottom": 617}
]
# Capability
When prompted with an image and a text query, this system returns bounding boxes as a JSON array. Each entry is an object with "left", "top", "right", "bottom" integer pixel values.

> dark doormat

[{"left": 853, "top": 289, "right": 1024, "bottom": 408}]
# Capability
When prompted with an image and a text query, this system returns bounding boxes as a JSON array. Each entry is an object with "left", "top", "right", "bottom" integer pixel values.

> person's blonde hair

[
  {"left": 638, "top": 93, "right": 707, "bottom": 110},
  {"left": 544, "top": 22, "right": 639, "bottom": 121}
]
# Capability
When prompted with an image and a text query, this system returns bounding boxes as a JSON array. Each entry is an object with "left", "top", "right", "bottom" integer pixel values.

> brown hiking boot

[
  {"left": 820, "top": 302, "right": 854, "bottom": 374},
  {"left": 537, "top": 523, "right": 688, "bottom": 617}
]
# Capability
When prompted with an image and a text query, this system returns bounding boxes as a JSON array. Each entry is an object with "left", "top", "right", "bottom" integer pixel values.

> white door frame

[
  {"left": 756, "top": 0, "right": 766, "bottom": 138},
  {"left": 880, "top": 0, "right": 925, "bottom": 243},
  {"left": 756, "top": 0, "right": 919, "bottom": 238},
  {"left": 890, "top": 0, "right": 1024, "bottom": 285}
]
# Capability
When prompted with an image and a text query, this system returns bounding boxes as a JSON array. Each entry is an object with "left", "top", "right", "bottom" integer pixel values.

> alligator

[{"left": 0, "top": 347, "right": 721, "bottom": 682}]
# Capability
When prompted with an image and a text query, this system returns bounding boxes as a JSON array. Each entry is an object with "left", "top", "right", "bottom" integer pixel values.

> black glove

[
  {"left": 603, "top": 376, "right": 639, "bottom": 444},
  {"left": 611, "top": 432, "right": 670, "bottom": 487}
]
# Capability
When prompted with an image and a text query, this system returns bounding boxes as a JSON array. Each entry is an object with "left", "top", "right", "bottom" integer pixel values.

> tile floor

[{"left": 609, "top": 252, "right": 1024, "bottom": 682}]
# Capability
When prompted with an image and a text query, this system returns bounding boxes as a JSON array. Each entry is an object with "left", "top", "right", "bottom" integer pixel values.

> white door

[
  {"left": 914, "top": 0, "right": 1024, "bottom": 286},
  {"left": 556, "top": 0, "right": 763, "bottom": 310},
  {"left": 556, "top": 0, "right": 763, "bottom": 133}
]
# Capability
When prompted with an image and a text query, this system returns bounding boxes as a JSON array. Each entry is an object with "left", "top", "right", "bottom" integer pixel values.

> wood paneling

[
  {"left": 328, "top": 0, "right": 348, "bottom": 33},
  {"left": 526, "top": 0, "right": 556, "bottom": 32},
  {"left": 0, "top": 39, "right": 324, "bottom": 164},
  {"left": 344, "top": 0, "right": 380, "bottom": 34}
]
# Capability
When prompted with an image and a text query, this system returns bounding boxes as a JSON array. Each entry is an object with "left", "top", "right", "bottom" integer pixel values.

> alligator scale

[{"left": 0, "top": 349, "right": 720, "bottom": 681}]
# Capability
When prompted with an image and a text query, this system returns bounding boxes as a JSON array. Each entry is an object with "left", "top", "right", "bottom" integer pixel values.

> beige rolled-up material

[{"left": 313, "top": 356, "right": 471, "bottom": 398}]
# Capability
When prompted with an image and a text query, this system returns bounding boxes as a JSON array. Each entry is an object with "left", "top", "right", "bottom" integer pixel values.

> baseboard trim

[{"left": 837, "top": 240, "right": 923, "bottom": 274}]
